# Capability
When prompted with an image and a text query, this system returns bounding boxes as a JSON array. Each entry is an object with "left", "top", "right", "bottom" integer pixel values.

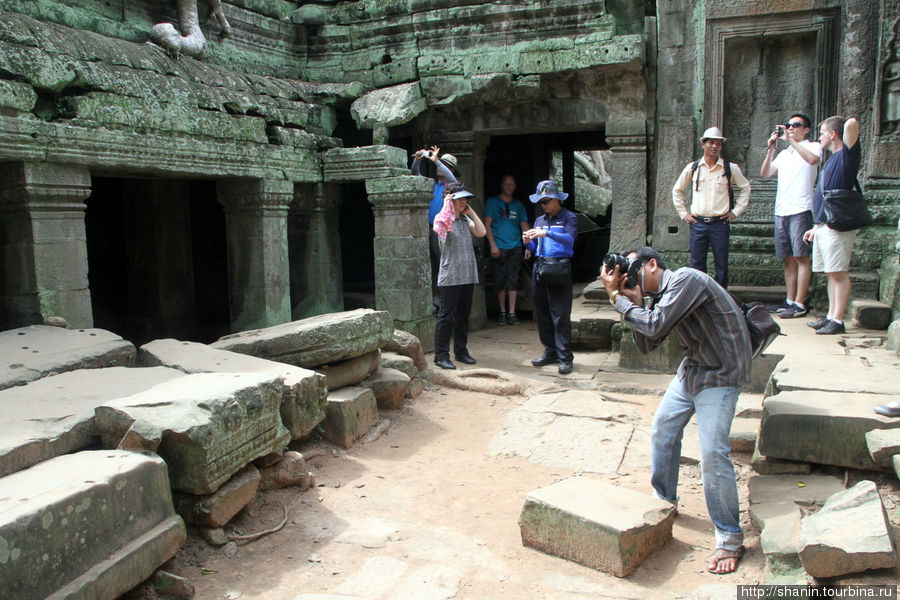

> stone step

[
  {"left": 850, "top": 298, "right": 892, "bottom": 330},
  {"left": 519, "top": 477, "right": 676, "bottom": 577}
]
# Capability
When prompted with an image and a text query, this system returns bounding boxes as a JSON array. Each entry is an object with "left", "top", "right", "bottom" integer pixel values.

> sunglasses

[
  {"left": 539, "top": 198, "right": 552, "bottom": 204},
  {"left": 786, "top": 122, "right": 806, "bottom": 129}
]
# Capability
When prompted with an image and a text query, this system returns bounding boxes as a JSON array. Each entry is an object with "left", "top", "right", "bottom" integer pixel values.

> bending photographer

[{"left": 600, "top": 246, "right": 751, "bottom": 575}]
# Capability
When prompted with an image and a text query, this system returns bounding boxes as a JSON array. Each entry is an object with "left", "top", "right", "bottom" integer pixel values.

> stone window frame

[{"left": 704, "top": 10, "right": 840, "bottom": 130}]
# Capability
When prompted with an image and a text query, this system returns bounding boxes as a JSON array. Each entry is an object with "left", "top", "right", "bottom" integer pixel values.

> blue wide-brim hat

[{"left": 529, "top": 179, "right": 568, "bottom": 203}]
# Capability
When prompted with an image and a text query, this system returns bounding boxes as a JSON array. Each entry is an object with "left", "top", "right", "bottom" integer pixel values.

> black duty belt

[{"left": 694, "top": 215, "right": 728, "bottom": 223}]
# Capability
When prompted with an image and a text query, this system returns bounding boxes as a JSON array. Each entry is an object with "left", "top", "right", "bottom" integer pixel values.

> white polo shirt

[{"left": 772, "top": 140, "right": 821, "bottom": 217}]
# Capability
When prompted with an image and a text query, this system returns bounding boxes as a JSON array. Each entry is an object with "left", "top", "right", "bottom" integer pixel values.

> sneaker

[
  {"left": 779, "top": 305, "right": 808, "bottom": 319},
  {"left": 807, "top": 316, "right": 830, "bottom": 330},
  {"left": 497, "top": 312, "right": 508, "bottom": 326},
  {"left": 816, "top": 320, "right": 846, "bottom": 335},
  {"left": 507, "top": 313, "right": 520, "bottom": 325},
  {"left": 770, "top": 300, "right": 791, "bottom": 314}
]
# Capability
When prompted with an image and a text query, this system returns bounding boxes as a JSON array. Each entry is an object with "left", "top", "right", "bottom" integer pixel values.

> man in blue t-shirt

[
  {"left": 485, "top": 175, "right": 530, "bottom": 325},
  {"left": 802, "top": 116, "right": 861, "bottom": 335}
]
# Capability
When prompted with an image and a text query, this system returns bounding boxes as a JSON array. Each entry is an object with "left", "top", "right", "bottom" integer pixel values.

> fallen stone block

[
  {"left": 748, "top": 474, "right": 845, "bottom": 532},
  {"left": 258, "top": 450, "right": 308, "bottom": 491},
  {"left": 736, "top": 394, "right": 764, "bottom": 419},
  {"left": 139, "top": 338, "right": 327, "bottom": 439},
  {"left": 758, "top": 391, "right": 900, "bottom": 470},
  {"left": 760, "top": 511, "right": 804, "bottom": 574},
  {"left": 751, "top": 439, "right": 810, "bottom": 476},
  {"left": 173, "top": 464, "right": 260, "bottom": 528},
  {"left": 407, "top": 375, "right": 425, "bottom": 399},
  {"left": 384, "top": 329, "right": 427, "bottom": 372},
  {"left": 799, "top": 481, "right": 896, "bottom": 578},
  {"left": 851, "top": 299, "right": 892, "bottom": 330},
  {"left": 0, "top": 450, "right": 186, "bottom": 600},
  {"left": 361, "top": 367, "right": 410, "bottom": 409},
  {"left": 730, "top": 417, "right": 758, "bottom": 452},
  {"left": 519, "top": 477, "right": 676, "bottom": 577},
  {"left": 323, "top": 386, "right": 379, "bottom": 449},
  {"left": 0, "top": 366, "right": 184, "bottom": 478},
  {"left": 381, "top": 351, "right": 418, "bottom": 380},
  {"left": 769, "top": 355, "right": 898, "bottom": 396},
  {"left": 318, "top": 349, "right": 380, "bottom": 390},
  {"left": 96, "top": 372, "right": 291, "bottom": 494},
  {"left": 211, "top": 308, "right": 393, "bottom": 369},
  {"left": 570, "top": 308, "right": 617, "bottom": 349},
  {"left": 0, "top": 325, "right": 136, "bottom": 391},
  {"left": 865, "top": 429, "right": 900, "bottom": 468}
]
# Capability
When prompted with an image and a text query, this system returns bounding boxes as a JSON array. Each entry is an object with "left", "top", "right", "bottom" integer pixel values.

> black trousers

[
  {"left": 531, "top": 265, "right": 573, "bottom": 363},
  {"left": 434, "top": 283, "right": 474, "bottom": 360}
]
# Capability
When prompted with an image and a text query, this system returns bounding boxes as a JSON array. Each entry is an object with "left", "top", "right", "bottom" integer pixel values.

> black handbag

[
  {"left": 536, "top": 257, "right": 571, "bottom": 286},
  {"left": 823, "top": 181, "right": 872, "bottom": 231}
]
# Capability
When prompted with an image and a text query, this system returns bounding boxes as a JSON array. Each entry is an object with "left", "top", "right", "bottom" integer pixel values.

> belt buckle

[{"left": 701, "top": 216, "right": 713, "bottom": 223}]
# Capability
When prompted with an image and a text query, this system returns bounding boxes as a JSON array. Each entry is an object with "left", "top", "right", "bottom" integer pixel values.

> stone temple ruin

[{"left": 1, "top": 0, "right": 900, "bottom": 597}]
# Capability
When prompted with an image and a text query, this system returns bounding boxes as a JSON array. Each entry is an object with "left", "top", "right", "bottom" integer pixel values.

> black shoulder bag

[{"left": 823, "top": 179, "right": 872, "bottom": 231}]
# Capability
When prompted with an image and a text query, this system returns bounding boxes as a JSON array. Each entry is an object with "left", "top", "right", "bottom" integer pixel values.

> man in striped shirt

[{"left": 600, "top": 246, "right": 752, "bottom": 574}]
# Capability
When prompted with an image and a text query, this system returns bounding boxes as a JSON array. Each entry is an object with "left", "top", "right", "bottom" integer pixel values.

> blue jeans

[{"left": 650, "top": 377, "right": 743, "bottom": 550}]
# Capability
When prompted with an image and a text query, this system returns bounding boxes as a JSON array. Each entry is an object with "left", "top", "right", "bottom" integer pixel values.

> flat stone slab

[
  {"left": 361, "top": 367, "right": 410, "bottom": 410},
  {"left": 0, "top": 325, "right": 136, "bottom": 391},
  {"left": 769, "top": 355, "right": 898, "bottom": 396},
  {"left": 751, "top": 440, "right": 811, "bottom": 476},
  {"left": 747, "top": 474, "right": 844, "bottom": 532},
  {"left": 139, "top": 339, "right": 327, "bottom": 439},
  {"left": 323, "top": 386, "right": 379, "bottom": 449},
  {"left": 0, "top": 366, "right": 185, "bottom": 478},
  {"left": 758, "top": 391, "right": 900, "bottom": 470},
  {"left": 519, "top": 477, "right": 676, "bottom": 577},
  {"left": 95, "top": 372, "right": 291, "bottom": 494},
  {"left": 489, "top": 390, "right": 637, "bottom": 474},
  {"left": 318, "top": 349, "right": 380, "bottom": 391},
  {"left": 799, "top": 481, "right": 896, "bottom": 578},
  {"left": 865, "top": 429, "right": 900, "bottom": 468},
  {"left": 173, "top": 464, "right": 260, "bottom": 528},
  {"left": 211, "top": 309, "right": 393, "bottom": 369},
  {"left": 0, "top": 450, "right": 186, "bottom": 600}
]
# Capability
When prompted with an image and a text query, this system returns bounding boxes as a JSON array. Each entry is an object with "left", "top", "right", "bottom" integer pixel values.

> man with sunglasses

[
  {"left": 672, "top": 127, "right": 751, "bottom": 289},
  {"left": 760, "top": 114, "right": 821, "bottom": 319},
  {"left": 600, "top": 246, "right": 751, "bottom": 574},
  {"left": 523, "top": 180, "right": 578, "bottom": 375}
]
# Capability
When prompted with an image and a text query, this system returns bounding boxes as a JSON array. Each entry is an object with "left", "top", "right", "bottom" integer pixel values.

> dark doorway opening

[
  {"left": 483, "top": 130, "right": 611, "bottom": 316},
  {"left": 85, "top": 177, "right": 229, "bottom": 346},
  {"left": 338, "top": 182, "right": 375, "bottom": 309}
]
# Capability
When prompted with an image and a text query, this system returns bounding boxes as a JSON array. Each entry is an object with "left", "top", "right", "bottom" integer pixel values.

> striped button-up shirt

[{"left": 613, "top": 267, "right": 751, "bottom": 395}]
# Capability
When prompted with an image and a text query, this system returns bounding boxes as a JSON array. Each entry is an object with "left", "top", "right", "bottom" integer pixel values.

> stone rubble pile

[{"left": 0, "top": 309, "right": 426, "bottom": 598}]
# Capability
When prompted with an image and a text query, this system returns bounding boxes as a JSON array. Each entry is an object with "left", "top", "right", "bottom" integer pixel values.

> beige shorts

[{"left": 812, "top": 223, "right": 857, "bottom": 273}]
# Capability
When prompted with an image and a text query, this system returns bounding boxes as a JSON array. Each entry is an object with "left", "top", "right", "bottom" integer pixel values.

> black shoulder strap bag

[{"left": 823, "top": 179, "right": 872, "bottom": 232}]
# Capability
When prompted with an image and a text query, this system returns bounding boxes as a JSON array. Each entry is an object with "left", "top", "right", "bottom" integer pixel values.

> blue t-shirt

[
  {"left": 427, "top": 181, "right": 446, "bottom": 225},
  {"left": 813, "top": 142, "right": 861, "bottom": 223},
  {"left": 485, "top": 196, "right": 528, "bottom": 249}
]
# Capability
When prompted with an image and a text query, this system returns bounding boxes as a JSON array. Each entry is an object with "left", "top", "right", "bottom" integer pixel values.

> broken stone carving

[{"left": 150, "top": 0, "right": 231, "bottom": 59}]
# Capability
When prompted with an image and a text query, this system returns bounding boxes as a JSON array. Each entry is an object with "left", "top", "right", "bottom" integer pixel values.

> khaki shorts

[{"left": 812, "top": 223, "right": 857, "bottom": 273}]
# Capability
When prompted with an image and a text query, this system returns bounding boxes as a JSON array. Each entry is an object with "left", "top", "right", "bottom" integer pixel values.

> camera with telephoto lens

[{"left": 603, "top": 253, "right": 642, "bottom": 288}]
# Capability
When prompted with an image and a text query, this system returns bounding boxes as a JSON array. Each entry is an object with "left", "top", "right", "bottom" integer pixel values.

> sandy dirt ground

[{"left": 132, "top": 319, "right": 898, "bottom": 600}]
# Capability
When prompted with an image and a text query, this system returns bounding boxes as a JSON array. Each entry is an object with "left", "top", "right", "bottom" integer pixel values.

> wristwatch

[{"left": 609, "top": 290, "right": 621, "bottom": 305}]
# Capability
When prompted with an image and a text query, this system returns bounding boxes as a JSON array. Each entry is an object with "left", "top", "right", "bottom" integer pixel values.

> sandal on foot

[{"left": 706, "top": 546, "right": 745, "bottom": 574}]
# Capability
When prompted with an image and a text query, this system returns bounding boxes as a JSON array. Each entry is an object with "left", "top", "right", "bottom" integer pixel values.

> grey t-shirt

[{"left": 437, "top": 215, "right": 480, "bottom": 287}]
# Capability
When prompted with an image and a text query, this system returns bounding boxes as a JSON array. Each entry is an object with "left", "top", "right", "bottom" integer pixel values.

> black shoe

[
  {"left": 455, "top": 353, "right": 477, "bottom": 365},
  {"left": 779, "top": 305, "right": 808, "bottom": 319},
  {"left": 558, "top": 361, "right": 573, "bottom": 375},
  {"left": 531, "top": 352, "right": 558, "bottom": 367},
  {"left": 434, "top": 358, "right": 456, "bottom": 370},
  {"left": 497, "top": 312, "right": 508, "bottom": 325},
  {"left": 807, "top": 316, "right": 830, "bottom": 330},
  {"left": 816, "top": 320, "right": 845, "bottom": 335},
  {"left": 507, "top": 313, "right": 520, "bottom": 325}
]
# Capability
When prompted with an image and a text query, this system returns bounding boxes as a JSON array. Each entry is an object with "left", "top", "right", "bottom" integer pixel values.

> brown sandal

[{"left": 706, "top": 546, "right": 745, "bottom": 574}]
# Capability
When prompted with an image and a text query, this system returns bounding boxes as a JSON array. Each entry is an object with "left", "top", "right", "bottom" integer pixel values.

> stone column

[
  {"left": 606, "top": 120, "right": 649, "bottom": 252},
  {"left": 216, "top": 178, "right": 293, "bottom": 333},
  {"left": 365, "top": 175, "right": 436, "bottom": 349},
  {"left": 289, "top": 183, "right": 344, "bottom": 319},
  {"left": 0, "top": 162, "right": 92, "bottom": 329}
]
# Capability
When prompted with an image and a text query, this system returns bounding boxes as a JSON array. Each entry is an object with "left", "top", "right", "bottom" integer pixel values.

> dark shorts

[
  {"left": 774, "top": 211, "right": 813, "bottom": 259},
  {"left": 491, "top": 246, "right": 524, "bottom": 291}
]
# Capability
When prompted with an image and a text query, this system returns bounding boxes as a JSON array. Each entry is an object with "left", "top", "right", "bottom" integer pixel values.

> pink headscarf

[{"left": 433, "top": 197, "right": 455, "bottom": 243}]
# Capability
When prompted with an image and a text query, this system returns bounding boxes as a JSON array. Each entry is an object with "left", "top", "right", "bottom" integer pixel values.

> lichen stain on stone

[
  {"left": 0, "top": 536, "right": 9, "bottom": 564},
  {"left": 42, "top": 511, "right": 53, "bottom": 529}
]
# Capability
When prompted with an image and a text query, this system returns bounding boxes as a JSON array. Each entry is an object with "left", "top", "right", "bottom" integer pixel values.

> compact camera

[
  {"left": 774, "top": 125, "right": 785, "bottom": 136},
  {"left": 603, "top": 253, "right": 642, "bottom": 288},
  {"left": 421, "top": 150, "right": 433, "bottom": 159}
]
